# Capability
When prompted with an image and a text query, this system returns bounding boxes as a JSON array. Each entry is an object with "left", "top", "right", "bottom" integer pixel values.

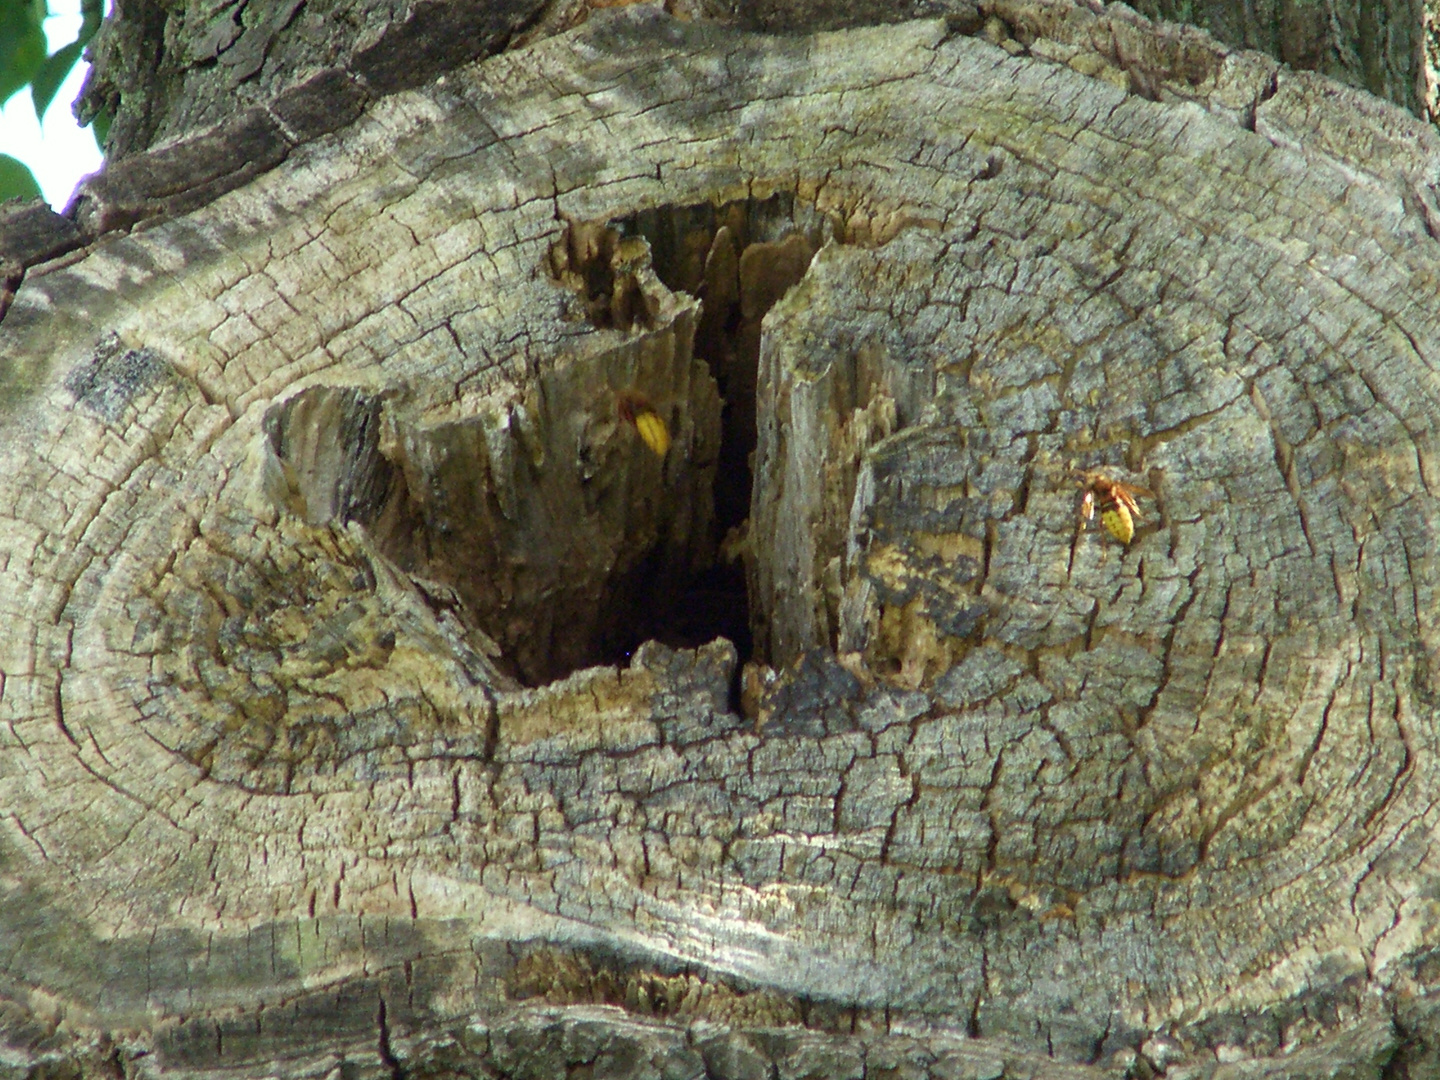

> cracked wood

[{"left": 2, "top": 5, "right": 1440, "bottom": 1078}]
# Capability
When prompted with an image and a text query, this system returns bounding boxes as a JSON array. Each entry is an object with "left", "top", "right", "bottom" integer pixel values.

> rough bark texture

[
  {"left": 74, "top": 0, "right": 550, "bottom": 161},
  {"left": 1125, "top": 0, "right": 1430, "bottom": 119},
  {"left": 5, "top": 3, "right": 1440, "bottom": 1079},
  {"left": 65, "top": 0, "right": 1440, "bottom": 169}
]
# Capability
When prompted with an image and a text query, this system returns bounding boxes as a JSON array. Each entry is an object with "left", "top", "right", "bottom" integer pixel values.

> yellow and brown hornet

[
  {"left": 616, "top": 389, "right": 670, "bottom": 458},
  {"left": 1076, "top": 470, "right": 1152, "bottom": 545}
]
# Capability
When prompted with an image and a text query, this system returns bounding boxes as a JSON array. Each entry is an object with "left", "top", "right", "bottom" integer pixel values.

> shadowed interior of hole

[
  {"left": 602, "top": 196, "right": 824, "bottom": 675},
  {"left": 264, "top": 198, "right": 822, "bottom": 690}
]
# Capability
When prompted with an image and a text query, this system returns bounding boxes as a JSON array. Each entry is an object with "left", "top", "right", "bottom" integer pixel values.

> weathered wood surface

[
  {"left": 76, "top": 0, "right": 549, "bottom": 161},
  {"left": 5, "top": 4, "right": 1440, "bottom": 1078},
  {"left": 1126, "top": 0, "right": 1432, "bottom": 121}
]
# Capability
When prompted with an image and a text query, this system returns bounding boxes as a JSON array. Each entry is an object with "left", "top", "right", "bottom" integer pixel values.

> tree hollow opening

[
  {"left": 262, "top": 197, "right": 821, "bottom": 689},
  {"left": 607, "top": 196, "right": 825, "bottom": 678}
]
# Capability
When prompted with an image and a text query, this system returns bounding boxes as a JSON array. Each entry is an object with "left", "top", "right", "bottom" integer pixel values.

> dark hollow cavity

[
  {"left": 263, "top": 198, "right": 820, "bottom": 688},
  {"left": 610, "top": 196, "right": 823, "bottom": 671}
]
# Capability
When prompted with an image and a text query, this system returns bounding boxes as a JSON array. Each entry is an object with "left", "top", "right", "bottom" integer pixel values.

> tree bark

[
  {"left": 5, "top": 3, "right": 1440, "bottom": 1078},
  {"left": 1125, "top": 0, "right": 1432, "bottom": 121}
]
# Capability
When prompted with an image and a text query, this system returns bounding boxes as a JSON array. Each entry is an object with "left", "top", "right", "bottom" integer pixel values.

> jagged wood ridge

[{"left": 3, "top": 6, "right": 1440, "bottom": 1078}]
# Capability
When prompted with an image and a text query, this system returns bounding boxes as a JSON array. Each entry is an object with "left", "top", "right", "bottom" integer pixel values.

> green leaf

[
  {"left": 30, "top": 0, "right": 104, "bottom": 121},
  {"left": 0, "top": 153, "right": 43, "bottom": 202},
  {"left": 78, "top": 0, "right": 102, "bottom": 38},
  {"left": 0, "top": 0, "right": 48, "bottom": 107},
  {"left": 30, "top": 37, "right": 79, "bottom": 119}
]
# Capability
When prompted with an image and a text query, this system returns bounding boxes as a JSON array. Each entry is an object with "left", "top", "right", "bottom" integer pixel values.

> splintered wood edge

[{"left": 1, "top": 6, "right": 1440, "bottom": 1077}]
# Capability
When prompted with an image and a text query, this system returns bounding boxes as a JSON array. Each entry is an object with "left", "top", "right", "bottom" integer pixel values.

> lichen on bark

[{"left": 4, "top": 4, "right": 1440, "bottom": 1078}]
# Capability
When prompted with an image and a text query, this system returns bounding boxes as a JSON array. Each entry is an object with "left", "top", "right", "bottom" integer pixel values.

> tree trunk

[
  {"left": 1125, "top": 0, "right": 1432, "bottom": 121},
  {"left": 5, "top": 3, "right": 1440, "bottom": 1078}
]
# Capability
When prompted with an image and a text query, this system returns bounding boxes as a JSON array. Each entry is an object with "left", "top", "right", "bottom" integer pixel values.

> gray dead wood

[
  {"left": 69, "top": 0, "right": 1440, "bottom": 169},
  {"left": 4, "top": 5, "right": 1440, "bottom": 1079},
  {"left": 1124, "top": 0, "right": 1433, "bottom": 122}
]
